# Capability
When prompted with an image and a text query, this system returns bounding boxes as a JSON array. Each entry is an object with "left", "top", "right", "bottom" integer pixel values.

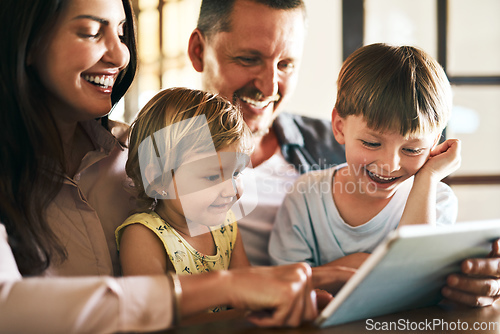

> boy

[{"left": 268, "top": 44, "right": 461, "bottom": 290}]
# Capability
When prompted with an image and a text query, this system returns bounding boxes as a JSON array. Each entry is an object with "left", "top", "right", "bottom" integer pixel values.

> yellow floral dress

[{"left": 116, "top": 209, "right": 238, "bottom": 312}]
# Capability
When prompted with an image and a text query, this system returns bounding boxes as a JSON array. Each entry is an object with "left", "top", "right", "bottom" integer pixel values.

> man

[
  {"left": 188, "top": 0, "right": 345, "bottom": 267},
  {"left": 187, "top": 0, "right": 500, "bottom": 306},
  {"left": 443, "top": 240, "right": 500, "bottom": 307}
]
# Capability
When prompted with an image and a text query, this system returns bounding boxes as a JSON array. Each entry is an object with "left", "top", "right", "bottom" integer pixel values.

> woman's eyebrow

[
  {"left": 72, "top": 15, "right": 126, "bottom": 26},
  {"left": 72, "top": 15, "right": 108, "bottom": 25}
]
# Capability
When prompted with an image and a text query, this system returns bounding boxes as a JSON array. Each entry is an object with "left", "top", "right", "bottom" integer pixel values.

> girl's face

[
  {"left": 34, "top": 0, "right": 130, "bottom": 123},
  {"left": 158, "top": 143, "right": 249, "bottom": 236}
]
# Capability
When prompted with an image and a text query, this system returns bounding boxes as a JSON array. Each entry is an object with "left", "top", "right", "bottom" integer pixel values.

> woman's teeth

[{"left": 83, "top": 75, "right": 114, "bottom": 88}]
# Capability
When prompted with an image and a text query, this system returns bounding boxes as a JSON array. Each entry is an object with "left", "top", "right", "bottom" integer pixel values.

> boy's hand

[
  {"left": 312, "top": 253, "right": 369, "bottom": 292},
  {"left": 399, "top": 138, "right": 460, "bottom": 227},
  {"left": 418, "top": 139, "right": 461, "bottom": 182}
]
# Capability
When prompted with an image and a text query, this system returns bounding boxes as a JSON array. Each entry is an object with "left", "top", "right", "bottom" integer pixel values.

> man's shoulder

[
  {"left": 274, "top": 112, "right": 346, "bottom": 170},
  {"left": 275, "top": 112, "right": 332, "bottom": 135},
  {"left": 274, "top": 112, "right": 336, "bottom": 146}
]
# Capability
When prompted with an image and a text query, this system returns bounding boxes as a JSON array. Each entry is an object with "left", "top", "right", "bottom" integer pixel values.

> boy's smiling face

[{"left": 332, "top": 111, "right": 440, "bottom": 200}]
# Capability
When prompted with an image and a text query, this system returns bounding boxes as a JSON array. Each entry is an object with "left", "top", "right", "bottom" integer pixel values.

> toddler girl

[{"left": 116, "top": 88, "right": 253, "bottom": 311}]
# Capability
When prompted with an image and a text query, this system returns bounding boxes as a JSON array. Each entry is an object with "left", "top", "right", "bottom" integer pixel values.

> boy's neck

[{"left": 332, "top": 166, "right": 393, "bottom": 227}]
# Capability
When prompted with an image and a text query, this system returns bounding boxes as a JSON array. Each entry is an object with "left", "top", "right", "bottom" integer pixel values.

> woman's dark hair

[{"left": 0, "top": 0, "right": 138, "bottom": 275}]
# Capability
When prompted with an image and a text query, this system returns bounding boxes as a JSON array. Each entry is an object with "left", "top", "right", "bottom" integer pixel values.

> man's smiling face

[{"left": 198, "top": 0, "right": 306, "bottom": 136}]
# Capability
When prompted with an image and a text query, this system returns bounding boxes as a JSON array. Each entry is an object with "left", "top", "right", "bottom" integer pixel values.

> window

[
  {"left": 122, "top": 0, "right": 201, "bottom": 123},
  {"left": 361, "top": 0, "right": 500, "bottom": 221}
]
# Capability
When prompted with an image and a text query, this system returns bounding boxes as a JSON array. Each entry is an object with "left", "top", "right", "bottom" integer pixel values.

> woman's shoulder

[
  {"left": 81, "top": 119, "right": 130, "bottom": 148},
  {"left": 108, "top": 119, "right": 131, "bottom": 146}
]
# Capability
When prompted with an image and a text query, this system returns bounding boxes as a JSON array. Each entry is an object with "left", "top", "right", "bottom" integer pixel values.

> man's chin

[
  {"left": 252, "top": 128, "right": 271, "bottom": 137},
  {"left": 245, "top": 120, "right": 270, "bottom": 137},
  {"left": 245, "top": 113, "right": 278, "bottom": 136}
]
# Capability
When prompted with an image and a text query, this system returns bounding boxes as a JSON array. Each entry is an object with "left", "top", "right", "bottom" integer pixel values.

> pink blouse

[
  {"left": 44, "top": 119, "right": 136, "bottom": 277},
  {"left": 0, "top": 120, "right": 174, "bottom": 332}
]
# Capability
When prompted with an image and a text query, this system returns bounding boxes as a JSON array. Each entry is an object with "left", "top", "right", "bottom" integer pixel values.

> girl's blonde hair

[
  {"left": 127, "top": 87, "right": 253, "bottom": 211},
  {"left": 335, "top": 43, "right": 452, "bottom": 136}
]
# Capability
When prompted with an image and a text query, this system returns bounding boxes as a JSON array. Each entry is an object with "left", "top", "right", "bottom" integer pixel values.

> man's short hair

[{"left": 197, "top": 0, "right": 305, "bottom": 39}]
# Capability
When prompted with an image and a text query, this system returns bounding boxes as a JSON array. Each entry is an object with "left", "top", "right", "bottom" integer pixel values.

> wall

[{"left": 285, "top": 0, "right": 342, "bottom": 121}]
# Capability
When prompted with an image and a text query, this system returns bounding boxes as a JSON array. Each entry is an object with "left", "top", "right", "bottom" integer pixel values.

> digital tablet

[{"left": 315, "top": 219, "right": 500, "bottom": 328}]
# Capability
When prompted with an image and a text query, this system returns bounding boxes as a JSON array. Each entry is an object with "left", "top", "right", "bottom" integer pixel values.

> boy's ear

[
  {"left": 188, "top": 29, "right": 205, "bottom": 73},
  {"left": 331, "top": 108, "right": 346, "bottom": 145},
  {"left": 431, "top": 132, "right": 442, "bottom": 149}
]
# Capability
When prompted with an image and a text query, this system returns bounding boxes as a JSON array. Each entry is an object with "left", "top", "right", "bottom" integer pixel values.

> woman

[
  {"left": 1, "top": 0, "right": 137, "bottom": 279},
  {"left": 0, "top": 0, "right": 318, "bottom": 332}
]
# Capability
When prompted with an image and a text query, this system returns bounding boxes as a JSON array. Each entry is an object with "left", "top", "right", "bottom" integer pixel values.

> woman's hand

[
  {"left": 178, "top": 263, "right": 318, "bottom": 327},
  {"left": 229, "top": 263, "right": 318, "bottom": 327}
]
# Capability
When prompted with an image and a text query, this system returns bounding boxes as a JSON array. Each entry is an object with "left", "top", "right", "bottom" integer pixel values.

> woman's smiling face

[{"left": 33, "top": 0, "right": 130, "bottom": 122}]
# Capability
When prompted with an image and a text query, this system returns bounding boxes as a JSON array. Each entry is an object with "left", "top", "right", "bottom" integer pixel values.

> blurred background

[{"left": 114, "top": 0, "right": 500, "bottom": 223}]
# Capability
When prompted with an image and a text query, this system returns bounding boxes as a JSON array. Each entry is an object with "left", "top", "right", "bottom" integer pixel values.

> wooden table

[{"left": 162, "top": 302, "right": 500, "bottom": 334}]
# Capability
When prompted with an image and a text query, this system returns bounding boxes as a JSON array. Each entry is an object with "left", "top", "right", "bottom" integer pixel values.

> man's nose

[{"left": 254, "top": 64, "right": 279, "bottom": 98}]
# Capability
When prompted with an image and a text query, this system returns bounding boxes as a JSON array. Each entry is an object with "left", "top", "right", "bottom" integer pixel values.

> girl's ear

[{"left": 331, "top": 108, "right": 346, "bottom": 145}]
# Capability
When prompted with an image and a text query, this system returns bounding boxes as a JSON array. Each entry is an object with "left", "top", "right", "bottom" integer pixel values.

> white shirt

[{"left": 238, "top": 153, "right": 300, "bottom": 266}]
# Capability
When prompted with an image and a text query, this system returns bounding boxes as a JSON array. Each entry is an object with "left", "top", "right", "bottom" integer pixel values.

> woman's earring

[{"left": 151, "top": 197, "right": 158, "bottom": 210}]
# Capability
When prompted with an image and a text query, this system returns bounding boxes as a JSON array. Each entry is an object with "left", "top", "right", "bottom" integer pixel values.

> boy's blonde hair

[
  {"left": 335, "top": 43, "right": 452, "bottom": 136},
  {"left": 126, "top": 87, "right": 253, "bottom": 210}
]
